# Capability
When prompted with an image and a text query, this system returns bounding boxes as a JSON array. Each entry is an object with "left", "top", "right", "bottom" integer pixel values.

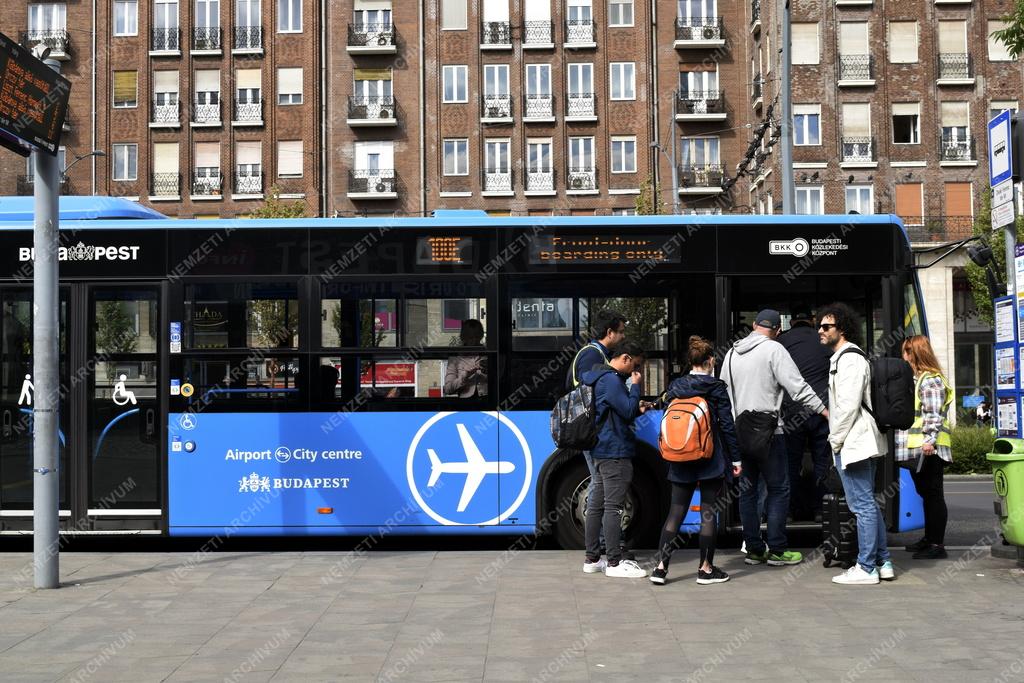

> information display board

[
  {"left": 0, "top": 31, "right": 70, "bottom": 156},
  {"left": 994, "top": 294, "right": 1022, "bottom": 438}
]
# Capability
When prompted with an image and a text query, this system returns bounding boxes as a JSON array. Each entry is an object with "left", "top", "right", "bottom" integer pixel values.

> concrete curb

[{"left": 946, "top": 474, "right": 993, "bottom": 482}]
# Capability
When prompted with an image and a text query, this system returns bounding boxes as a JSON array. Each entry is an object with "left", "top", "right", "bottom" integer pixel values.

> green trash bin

[{"left": 988, "top": 438, "right": 1024, "bottom": 546}]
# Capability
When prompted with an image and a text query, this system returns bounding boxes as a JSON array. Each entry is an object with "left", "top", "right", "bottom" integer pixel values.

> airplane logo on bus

[{"left": 426, "top": 423, "right": 516, "bottom": 512}]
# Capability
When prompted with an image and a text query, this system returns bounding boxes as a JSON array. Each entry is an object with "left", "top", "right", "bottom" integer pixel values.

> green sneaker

[
  {"left": 766, "top": 550, "right": 803, "bottom": 566},
  {"left": 744, "top": 551, "right": 768, "bottom": 565}
]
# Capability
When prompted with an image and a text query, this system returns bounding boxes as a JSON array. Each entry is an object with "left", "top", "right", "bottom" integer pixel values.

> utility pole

[
  {"left": 670, "top": 88, "right": 679, "bottom": 215},
  {"left": 33, "top": 55, "right": 62, "bottom": 590},
  {"left": 780, "top": 0, "right": 795, "bottom": 214}
]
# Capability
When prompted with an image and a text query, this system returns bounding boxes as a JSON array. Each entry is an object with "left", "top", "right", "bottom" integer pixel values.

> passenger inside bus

[{"left": 444, "top": 319, "right": 487, "bottom": 398}]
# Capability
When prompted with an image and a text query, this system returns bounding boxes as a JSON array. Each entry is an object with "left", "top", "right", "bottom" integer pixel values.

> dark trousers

[
  {"left": 738, "top": 434, "right": 790, "bottom": 554},
  {"left": 784, "top": 413, "right": 832, "bottom": 518},
  {"left": 910, "top": 455, "right": 948, "bottom": 545},
  {"left": 656, "top": 479, "right": 724, "bottom": 570},
  {"left": 585, "top": 458, "right": 632, "bottom": 565}
]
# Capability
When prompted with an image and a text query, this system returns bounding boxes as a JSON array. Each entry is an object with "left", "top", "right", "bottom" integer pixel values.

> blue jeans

[
  {"left": 835, "top": 455, "right": 891, "bottom": 573},
  {"left": 785, "top": 413, "right": 832, "bottom": 517},
  {"left": 739, "top": 434, "right": 790, "bottom": 554}
]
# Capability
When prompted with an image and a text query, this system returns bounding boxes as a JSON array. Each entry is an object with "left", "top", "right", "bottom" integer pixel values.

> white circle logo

[
  {"left": 792, "top": 238, "right": 810, "bottom": 257},
  {"left": 406, "top": 412, "right": 533, "bottom": 526},
  {"left": 178, "top": 413, "right": 196, "bottom": 431},
  {"left": 275, "top": 447, "right": 292, "bottom": 463}
]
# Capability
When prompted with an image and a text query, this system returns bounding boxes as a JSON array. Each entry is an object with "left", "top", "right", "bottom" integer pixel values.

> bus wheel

[{"left": 552, "top": 459, "right": 590, "bottom": 549}]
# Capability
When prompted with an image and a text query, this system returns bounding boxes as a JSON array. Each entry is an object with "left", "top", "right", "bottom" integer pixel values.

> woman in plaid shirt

[{"left": 895, "top": 336, "right": 953, "bottom": 560}]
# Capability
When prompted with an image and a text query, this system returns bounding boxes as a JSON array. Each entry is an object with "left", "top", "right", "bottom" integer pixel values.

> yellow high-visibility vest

[{"left": 906, "top": 371, "right": 952, "bottom": 449}]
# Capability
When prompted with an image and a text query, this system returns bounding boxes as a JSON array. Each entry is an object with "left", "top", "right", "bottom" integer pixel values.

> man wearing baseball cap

[{"left": 722, "top": 308, "right": 829, "bottom": 566}]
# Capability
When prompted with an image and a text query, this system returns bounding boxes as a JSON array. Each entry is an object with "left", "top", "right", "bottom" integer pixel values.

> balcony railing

[
  {"left": 20, "top": 30, "right": 70, "bottom": 56},
  {"left": 900, "top": 215, "right": 975, "bottom": 242},
  {"left": 17, "top": 174, "right": 70, "bottom": 196},
  {"left": 524, "top": 94, "right": 554, "bottom": 119},
  {"left": 565, "top": 20, "right": 596, "bottom": 44},
  {"left": 526, "top": 169, "right": 555, "bottom": 192},
  {"left": 940, "top": 135, "right": 975, "bottom": 162},
  {"left": 150, "top": 173, "right": 180, "bottom": 197},
  {"left": 567, "top": 168, "right": 597, "bottom": 191},
  {"left": 678, "top": 164, "right": 725, "bottom": 188},
  {"left": 676, "top": 91, "right": 724, "bottom": 115},
  {"left": 841, "top": 137, "right": 875, "bottom": 162},
  {"left": 751, "top": 78, "right": 763, "bottom": 102},
  {"left": 193, "top": 100, "right": 221, "bottom": 124},
  {"left": 151, "top": 100, "right": 180, "bottom": 124},
  {"left": 482, "top": 95, "right": 513, "bottom": 119},
  {"left": 151, "top": 27, "right": 180, "bottom": 52},
  {"left": 347, "top": 22, "right": 395, "bottom": 48},
  {"left": 938, "top": 53, "right": 971, "bottom": 80},
  {"left": 566, "top": 93, "right": 596, "bottom": 118},
  {"left": 838, "top": 55, "right": 873, "bottom": 81},
  {"left": 751, "top": 0, "right": 760, "bottom": 25},
  {"left": 234, "top": 25, "right": 262, "bottom": 50},
  {"left": 675, "top": 17, "right": 724, "bottom": 42},
  {"left": 233, "top": 99, "right": 263, "bottom": 124},
  {"left": 481, "top": 21, "right": 512, "bottom": 45},
  {"left": 192, "top": 170, "right": 222, "bottom": 196},
  {"left": 483, "top": 169, "right": 513, "bottom": 192},
  {"left": 235, "top": 171, "right": 263, "bottom": 195},
  {"left": 348, "top": 95, "right": 396, "bottom": 121},
  {"left": 348, "top": 169, "right": 397, "bottom": 195},
  {"left": 192, "top": 26, "right": 221, "bottom": 51},
  {"left": 523, "top": 21, "right": 553, "bottom": 45}
]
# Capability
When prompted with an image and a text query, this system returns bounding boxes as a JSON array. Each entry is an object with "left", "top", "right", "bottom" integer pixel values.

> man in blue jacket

[{"left": 580, "top": 340, "right": 649, "bottom": 578}]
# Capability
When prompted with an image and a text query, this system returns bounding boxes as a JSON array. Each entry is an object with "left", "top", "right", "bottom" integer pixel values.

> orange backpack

[{"left": 659, "top": 396, "right": 715, "bottom": 462}]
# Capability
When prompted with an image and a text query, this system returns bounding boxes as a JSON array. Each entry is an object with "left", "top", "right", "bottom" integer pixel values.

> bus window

[
  {"left": 359, "top": 358, "right": 445, "bottom": 398},
  {"left": 580, "top": 297, "right": 669, "bottom": 352},
  {"left": 511, "top": 297, "right": 573, "bottom": 351},
  {"left": 903, "top": 282, "right": 923, "bottom": 337},
  {"left": 322, "top": 296, "right": 398, "bottom": 348},
  {"left": 185, "top": 283, "right": 299, "bottom": 349},
  {"left": 406, "top": 297, "right": 486, "bottom": 348},
  {"left": 183, "top": 356, "right": 300, "bottom": 403}
]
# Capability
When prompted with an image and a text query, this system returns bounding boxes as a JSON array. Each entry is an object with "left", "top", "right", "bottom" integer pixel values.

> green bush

[{"left": 948, "top": 425, "right": 995, "bottom": 474}]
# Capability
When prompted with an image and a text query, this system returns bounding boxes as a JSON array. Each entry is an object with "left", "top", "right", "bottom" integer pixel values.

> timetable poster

[
  {"left": 999, "top": 396, "right": 1020, "bottom": 438},
  {"left": 996, "top": 297, "right": 1015, "bottom": 344},
  {"left": 997, "top": 347, "right": 1017, "bottom": 391},
  {"left": 1017, "top": 245, "right": 1024, "bottom": 341}
]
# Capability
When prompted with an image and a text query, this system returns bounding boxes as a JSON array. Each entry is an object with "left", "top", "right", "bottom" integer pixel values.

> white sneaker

[
  {"left": 832, "top": 564, "right": 880, "bottom": 585},
  {"left": 878, "top": 561, "right": 895, "bottom": 581},
  {"left": 583, "top": 558, "right": 607, "bottom": 574},
  {"left": 604, "top": 559, "right": 647, "bottom": 578}
]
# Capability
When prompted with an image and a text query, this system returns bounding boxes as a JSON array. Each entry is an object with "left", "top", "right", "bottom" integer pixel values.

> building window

[
  {"left": 940, "top": 101, "right": 969, "bottom": 146},
  {"left": 990, "top": 101, "right": 1019, "bottom": 119},
  {"left": 569, "top": 136, "right": 595, "bottom": 176},
  {"left": 609, "top": 62, "right": 635, "bottom": 100},
  {"left": 113, "top": 71, "right": 138, "bottom": 108},
  {"left": 196, "top": 0, "right": 219, "bottom": 29},
  {"left": 895, "top": 183, "right": 923, "bottom": 225},
  {"left": 114, "top": 0, "right": 138, "bottom": 35},
  {"left": 485, "top": 139, "right": 510, "bottom": 174},
  {"left": 527, "top": 139, "right": 553, "bottom": 176},
  {"left": 892, "top": 103, "right": 920, "bottom": 144},
  {"left": 112, "top": 143, "right": 138, "bottom": 181},
  {"left": 610, "top": 136, "right": 636, "bottom": 173},
  {"left": 443, "top": 139, "right": 469, "bottom": 176},
  {"left": 277, "top": 0, "right": 301, "bottom": 32},
  {"left": 792, "top": 23, "right": 819, "bottom": 65},
  {"left": 608, "top": 0, "right": 633, "bottom": 26},
  {"left": 442, "top": 65, "right": 468, "bottom": 103},
  {"left": 845, "top": 186, "right": 873, "bottom": 214},
  {"left": 889, "top": 21, "right": 917, "bottom": 63},
  {"left": 277, "top": 67, "right": 302, "bottom": 105},
  {"left": 612, "top": 208, "right": 636, "bottom": 216},
  {"left": 441, "top": 0, "right": 467, "bottom": 29},
  {"left": 277, "top": 140, "right": 303, "bottom": 177},
  {"left": 796, "top": 186, "right": 823, "bottom": 215},
  {"left": 28, "top": 3, "right": 67, "bottom": 33},
  {"left": 793, "top": 105, "right": 820, "bottom": 146},
  {"left": 680, "top": 136, "right": 720, "bottom": 166},
  {"left": 989, "top": 20, "right": 1012, "bottom": 61}
]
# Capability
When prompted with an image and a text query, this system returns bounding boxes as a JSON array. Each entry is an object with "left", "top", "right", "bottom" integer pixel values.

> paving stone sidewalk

[{"left": 0, "top": 546, "right": 1021, "bottom": 682}]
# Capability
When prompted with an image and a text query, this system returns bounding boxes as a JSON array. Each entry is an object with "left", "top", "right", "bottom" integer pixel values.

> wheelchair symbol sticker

[{"left": 178, "top": 413, "right": 197, "bottom": 431}]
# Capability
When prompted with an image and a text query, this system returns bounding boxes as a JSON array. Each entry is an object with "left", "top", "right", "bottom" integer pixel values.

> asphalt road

[{"left": 889, "top": 476, "right": 1000, "bottom": 549}]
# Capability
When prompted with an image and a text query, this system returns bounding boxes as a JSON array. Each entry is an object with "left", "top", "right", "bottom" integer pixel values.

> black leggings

[
  {"left": 910, "top": 455, "right": 948, "bottom": 545},
  {"left": 656, "top": 479, "right": 724, "bottom": 570}
]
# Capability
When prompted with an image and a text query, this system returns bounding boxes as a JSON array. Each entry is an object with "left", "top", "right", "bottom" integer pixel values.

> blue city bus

[{"left": 0, "top": 203, "right": 926, "bottom": 545}]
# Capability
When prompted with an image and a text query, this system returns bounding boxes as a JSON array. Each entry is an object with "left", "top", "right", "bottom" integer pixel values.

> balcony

[
  {"left": 675, "top": 91, "right": 726, "bottom": 121},
  {"left": 150, "top": 100, "right": 180, "bottom": 128},
  {"left": 565, "top": 20, "right": 597, "bottom": 48},
  {"left": 233, "top": 171, "right": 263, "bottom": 198},
  {"left": 149, "top": 173, "right": 181, "bottom": 201},
  {"left": 674, "top": 17, "right": 725, "bottom": 48},
  {"left": 840, "top": 137, "right": 876, "bottom": 167},
  {"left": 232, "top": 99, "right": 263, "bottom": 127},
  {"left": 348, "top": 169, "right": 397, "bottom": 199},
  {"left": 567, "top": 168, "right": 598, "bottom": 193},
  {"left": 750, "top": 0, "right": 761, "bottom": 33},
  {"left": 20, "top": 30, "right": 70, "bottom": 60},
  {"left": 150, "top": 28, "right": 181, "bottom": 55},
  {"left": 566, "top": 93, "right": 596, "bottom": 121},
  {"left": 191, "top": 101, "right": 221, "bottom": 127},
  {"left": 937, "top": 53, "right": 973, "bottom": 85},
  {"left": 900, "top": 215, "right": 974, "bottom": 243},
  {"left": 347, "top": 96, "right": 397, "bottom": 126},
  {"left": 939, "top": 136, "right": 976, "bottom": 165},
  {"left": 838, "top": 55, "right": 875, "bottom": 86},
  {"left": 751, "top": 78, "right": 763, "bottom": 110},
  {"left": 481, "top": 21, "right": 512, "bottom": 49},
  {"left": 191, "top": 27, "right": 221, "bottom": 54},
  {"left": 191, "top": 170, "right": 222, "bottom": 198},
  {"left": 482, "top": 169, "right": 514, "bottom": 196},
  {"left": 233, "top": 26, "right": 262, "bottom": 53},
  {"left": 481, "top": 95, "right": 513, "bottom": 124},
  {"left": 347, "top": 22, "right": 396, "bottom": 54},
  {"left": 16, "top": 175, "right": 70, "bottom": 196},
  {"left": 678, "top": 164, "right": 725, "bottom": 193},
  {"left": 525, "top": 169, "right": 556, "bottom": 195},
  {"left": 523, "top": 21, "right": 554, "bottom": 48},
  {"left": 524, "top": 94, "right": 555, "bottom": 122}
]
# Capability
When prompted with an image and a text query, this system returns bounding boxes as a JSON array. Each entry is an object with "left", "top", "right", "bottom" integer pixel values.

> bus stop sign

[
  {"left": 0, "top": 31, "right": 70, "bottom": 157},
  {"left": 990, "top": 110, "right": 1014, "bottom": 187}
]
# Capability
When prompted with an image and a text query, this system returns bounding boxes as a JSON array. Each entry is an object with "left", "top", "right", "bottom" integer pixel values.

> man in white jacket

[{"left": 818, "top": 303, "right": 894, "bottom": 586}]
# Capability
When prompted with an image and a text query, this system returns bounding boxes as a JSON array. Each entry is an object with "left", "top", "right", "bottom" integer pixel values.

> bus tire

[{"left": 551, "top": 458, "right": 590, "bottom": 550}]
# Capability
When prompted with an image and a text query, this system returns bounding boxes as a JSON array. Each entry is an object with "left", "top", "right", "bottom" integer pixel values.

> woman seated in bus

[
  {"left": 896, "top": 335, "right": 953, "bottom": 560},
  {"left": 444, "top": 319, "right": 487, "bottom": 398},
  {"left": 650, "top": 336, "right": 741, "bottom": 586}
]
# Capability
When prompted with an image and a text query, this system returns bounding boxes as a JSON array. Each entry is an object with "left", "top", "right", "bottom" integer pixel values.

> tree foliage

[
  {"left": 247, "top": 185, "right": 308, "bottom": 219},
  {"left": 95, "top": 301, "right": 138, "bottom": 381},
  {"left": 635, "top": 175, "right": 665, "bottom": 216},
  {"left": 991, "top": 2, "right": 1024, "bottom": 59},
  {"left": 965, "top": 192, "right": 1024, "bottom": 324},
  {"left": 589, "top": 297, "right": 668, "bottom": 354}
]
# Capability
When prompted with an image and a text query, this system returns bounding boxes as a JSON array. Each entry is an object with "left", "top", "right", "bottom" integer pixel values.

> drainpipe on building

[
  {"left": 319, "top": 0, "right": 327, "bottom": 216},
  {"left": 650, "top": 0, "right": 660, "bottom": 208},
  {"left": 780, "top": 0, "right": 794, "bottom": 213},
  {"left": 91, "top": 0, "right": 97, "bottom": 194}
]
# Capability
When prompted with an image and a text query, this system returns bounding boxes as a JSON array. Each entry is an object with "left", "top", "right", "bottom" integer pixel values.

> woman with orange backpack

[{"left": 650, "top": 336, "right": 743, "bottom": 586}]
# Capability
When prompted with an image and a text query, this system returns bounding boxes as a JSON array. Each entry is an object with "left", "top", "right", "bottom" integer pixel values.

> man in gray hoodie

[{"left": 722, "top": 309, "right": 828, "bottom": 566}]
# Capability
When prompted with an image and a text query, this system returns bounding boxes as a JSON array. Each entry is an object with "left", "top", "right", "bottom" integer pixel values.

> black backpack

[
  {"left": 833, "top": 348, "right": 915, "bottom": 431},
  {"left": 550, "top": 381, "right": 601, "bottom": 450}
]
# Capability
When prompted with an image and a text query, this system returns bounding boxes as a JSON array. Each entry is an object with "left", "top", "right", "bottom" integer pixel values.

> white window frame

[
  {"left": 277, "top": 0, "right": 301, "bottom": 33},
  {"left": 610, "top": 136, "right": 636, "bottom": 173},
  {"left": 277, "top": 140, "right": 303, "bottom": 178},
  {"left": 892, "top": 103, "right": 921, "bottom": 145},
  {"left": 795, "top": 186, "right": 824, "bottom": 215},
  {"left": 569, "top": 136, "right": 595, "bottom": 171},
  {"left": 153, "top": 0, "right": 178, "bottom": 31},
  {"left": 238, "top": 0, "right": 260, "bottom": 27},
  {"left": 792, "top": 22, "right": 820, "bottom": 65},
  {"left": 485, "top": 138, "right": 511, "bottom": 174},
  {"left": 990, "top": 101, "right": 1019, "bottom": 120},
  {"left": 989, "top": 20, "right": 1013, "bottom": 62},
  {"left": 608, "top": 0, "right": 633, "bottom": 27},
  {"left": 845, "top": 185, "right": 874, "bottom": 214},
  {"left": 195, "top": 0, "right": 219, "bottom": 28},
  {"left": 277, "top": 67, "right": 303, "bottom": 105},
  {"left": 483, "top": 64, "right": 510, "bottom": 96},
  {"left": 889, "top": 21, "right": 918, "bottom": 64},
  {"left": 441, "top": 0, "right": 468, "bottom": 30},
  {"left": 567, "top": 62, "right": 593, "bottom": 95},
  {"left": 609, "top": 62, "right": 635, "bottom": 101},
  {"left": 527, "top": 139, "right": 553, "bottom": 173},
  {"left": 112, "top": 143, "right": 138, "bottom": 181},
  {"left": 793, "top": 105, "right": 821, "bottom": 146},
  {"left": 443, "top": 138, "right": 469, "bottom": 176},
  {"left": 525, "top": 63, "right": 551, "bottom": 96},
  {"left": 680, "top": 136, "right": 720, "bottom": 166},
  {"left": 113, "top": 71, "right": 138, "bottom": 109},
  {"left": 442, "top": 65, "right": 468, "bottom": 103},
  {"left": 676, "top": 0, "right": 714, "bottom": 22},
  {"left": 28, "top": 3, "right": 67, "bottom": 32},
  {"left": 113, "top": 0, "right": 138, "bottom": 36}
]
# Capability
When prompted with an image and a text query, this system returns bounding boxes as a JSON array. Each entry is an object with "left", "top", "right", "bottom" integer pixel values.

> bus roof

[{"left": 0, "top": 196, "right": 168, "bottom": 222}]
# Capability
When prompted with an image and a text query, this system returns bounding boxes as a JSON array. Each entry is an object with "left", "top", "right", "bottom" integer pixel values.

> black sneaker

[
  {"left": 904, "top": 537, "right": 930, "bottom": 552},
  {"left": 696, "top": 566, "right": 730, "bottom": 585},
  {"left": 912, "top": 544, "right": 948, "bottom": 560},
  {"left": 649, "top": 567, "right": 667, "bottom": 585}
]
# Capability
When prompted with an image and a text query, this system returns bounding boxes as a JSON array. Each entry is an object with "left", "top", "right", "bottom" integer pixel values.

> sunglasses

[{"left": 817, "top": 323, "right": 837, "bottom": 331}]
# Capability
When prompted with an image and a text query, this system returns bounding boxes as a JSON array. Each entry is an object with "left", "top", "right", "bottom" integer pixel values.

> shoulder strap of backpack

[{"left": 831, "top": 346, "right": 876, "bottom": 419}]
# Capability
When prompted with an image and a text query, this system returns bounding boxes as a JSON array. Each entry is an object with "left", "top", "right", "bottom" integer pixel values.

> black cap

[
  {"left": 791, "top": 304, "right": 814, "bottom": 321},
  {"left": 754, "top": 309, "right": 782, "bottom": 330}
]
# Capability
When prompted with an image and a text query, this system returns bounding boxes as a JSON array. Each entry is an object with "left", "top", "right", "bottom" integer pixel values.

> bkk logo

[{"left": 768, "top": 238, "right": 810, "bottom": 257}]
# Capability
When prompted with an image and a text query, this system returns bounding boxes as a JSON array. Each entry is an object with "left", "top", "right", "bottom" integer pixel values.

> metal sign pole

[{"left": 32, "top": 57, "right": 62, "bottom": 590}]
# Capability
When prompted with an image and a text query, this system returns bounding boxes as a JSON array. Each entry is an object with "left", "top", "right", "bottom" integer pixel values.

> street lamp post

[
  {"left": 61, "top": 150, "right": 106, "bottom": 183},
  {"left": 651, "top": 88, "right": 681, "bottom": 214}
]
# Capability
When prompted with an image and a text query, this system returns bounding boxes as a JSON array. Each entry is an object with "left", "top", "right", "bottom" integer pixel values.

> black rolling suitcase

[{"left": 821, "top": 493, "right": 857, "bottom": 569}]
